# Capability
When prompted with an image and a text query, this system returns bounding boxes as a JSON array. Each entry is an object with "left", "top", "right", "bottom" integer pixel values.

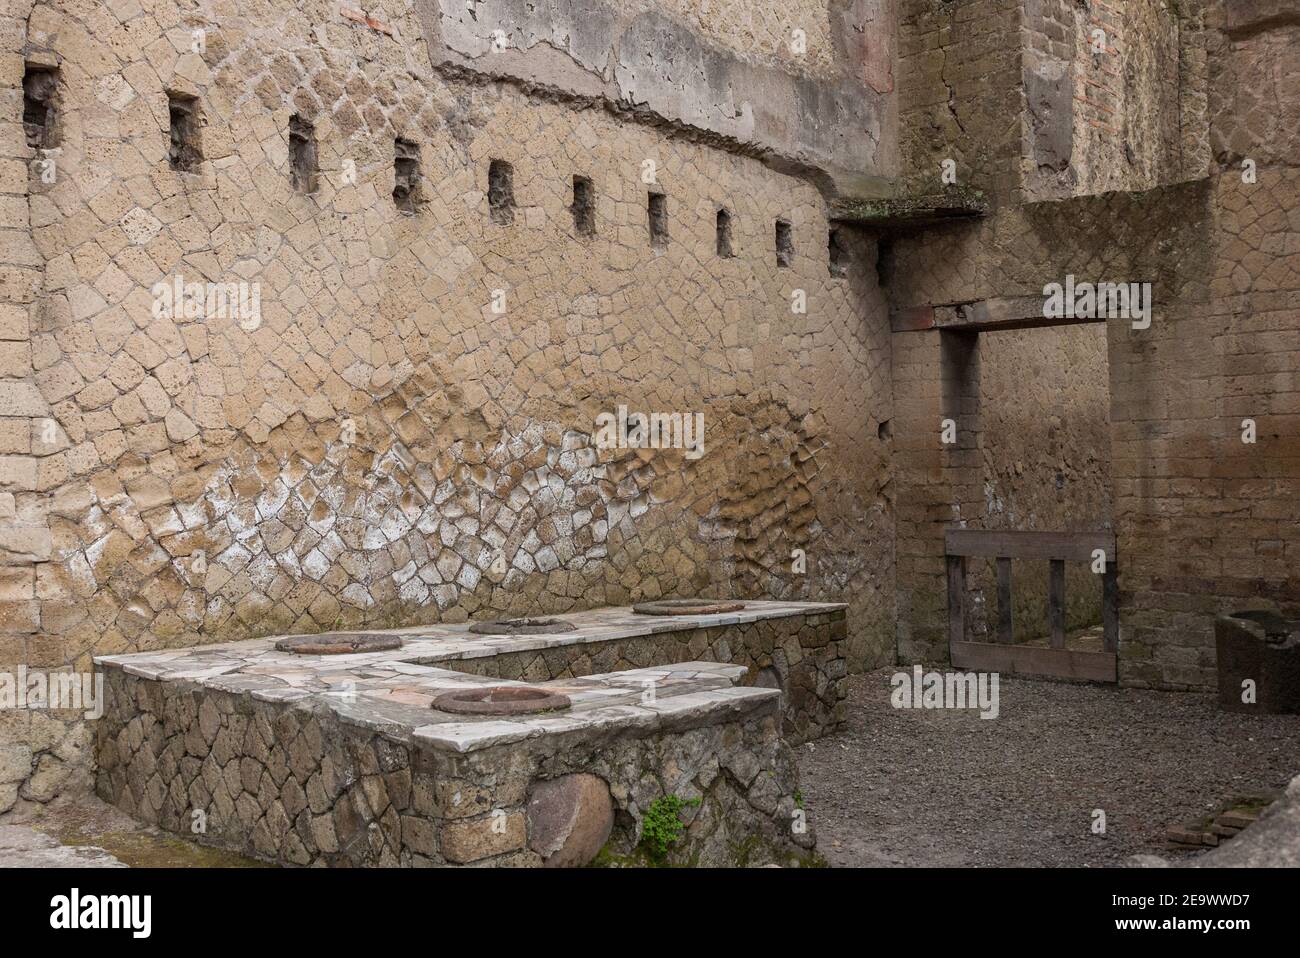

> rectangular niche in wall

[
  {"left": 648, "top": 192, "right": 668, "bottom": 248},
  {"left": 572, "top": 175, "right": 595, "bottom": 236},
  {"left": 716, "top": 208, "right": 735, "bottom": 257},
  {"left": 167, "top": 92, "right": 202, "bottom": 172},
  {"left": 828, "top": 227, "right": 849, "bottom": 278},
  {"left": 393, "top": 138, "right": 420, "bottom": 213},
  {"left": 289, "top": 114, "right": 318, "bottom": 194},
  {"left": 23, "top": 65, "right": 58, "bottom": 150},
  {"left": 775, "top": 219, "right": 794, "bottom": 268},
  {"left": 489, "top": 159, "right": 515, "bottom": 225}
]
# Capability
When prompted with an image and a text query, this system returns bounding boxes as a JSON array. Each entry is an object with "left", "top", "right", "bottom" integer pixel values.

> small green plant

[
  {"left": 638, "top": 795, "right": 701, "bottom": 864},
  {"left": 794, "top": 789, "right": 804, "bottom": 810}
]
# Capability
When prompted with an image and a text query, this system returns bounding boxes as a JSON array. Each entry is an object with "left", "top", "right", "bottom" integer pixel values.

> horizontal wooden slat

[
  {"left": 894, "top": 296, "right": 1122, "bottom": 335},
  {"left": 951, "top": 642, "right": 1117, "bottom": 683},
  {"left": 944, "top": 529, "right": 1116, "bottom": 562}
]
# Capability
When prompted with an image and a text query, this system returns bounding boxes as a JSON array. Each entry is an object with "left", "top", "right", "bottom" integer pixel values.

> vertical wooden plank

[
  {"left": 1102, "top": 562, "right": 1119, "bottom": 652},
  {"left": 996, "top": 557, "right": 1013, "bottom": 643},
  {"left": 1049, "top": 559, "right": 1066, "bottom": 648},
  {"left": 947, "top": 554, "right": 966, "bottom": 652}
]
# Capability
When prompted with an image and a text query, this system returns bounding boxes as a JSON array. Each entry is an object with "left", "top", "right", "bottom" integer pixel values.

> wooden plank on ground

[
  {"left": 950, "top": 641, "right": 1118, "bottom": 683},
  {"left": 944, "top": 528, "right": 1116, "bottom": 562}
]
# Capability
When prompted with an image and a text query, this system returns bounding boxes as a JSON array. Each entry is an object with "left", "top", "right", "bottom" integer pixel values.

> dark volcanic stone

[
  {"left": 1216, "top": 611, "right": 1300, "bottom": 714},
  {"left": 275, "top": 634, "right": 403, "bottom": 655},
  {"left": 468, "top": 617, "right": 577, "bottom": 635},
  {"left": 431, "top": 686, "right": 572, "bottom": 716},
  {"left": 632, "top": 599, "right": 746, "bottom": 616}
]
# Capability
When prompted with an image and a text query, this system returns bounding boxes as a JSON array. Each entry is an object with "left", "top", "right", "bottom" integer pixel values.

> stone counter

[
  {"left": 98, "top": 600, "right": 849, "bottom": 744},
  {"left": 92, "top": 601, "right": 843, "bottom": 866}
]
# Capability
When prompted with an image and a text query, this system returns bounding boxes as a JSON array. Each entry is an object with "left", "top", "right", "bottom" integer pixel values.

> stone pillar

[
  {"left": 892, "top": 325, "right": 982, "bottom": 664},
  {"left": 0, "top": 3, "right": 63, "bottom": 814},
  {"left": 1107, "top": 0, "right": 1297, "bottom": 689}
]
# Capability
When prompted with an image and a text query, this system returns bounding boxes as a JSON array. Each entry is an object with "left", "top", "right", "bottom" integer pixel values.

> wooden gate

[{"left": 945, "top": 529, "right": 1118, "bottom": 682}]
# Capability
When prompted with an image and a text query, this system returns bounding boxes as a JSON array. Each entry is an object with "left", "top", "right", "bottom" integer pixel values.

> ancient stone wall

[
  {"left": 1022, "top": 0, "right": 1203, "bottom": 201},
  {"left": 897, "top": 0, "right": 1206, "bottom": 204},
  {"left": 651, "top": 0, "right": 841, "bottom": 77},
  {"left": 1151, "top": 0, "right": 1300, "bottom": 686},
  {"left": 1103, "top": 1, "right": 1300, "bottom": 687},
  {"left": 885, "top": 0, "right": 1300, "bottom": 685},
  {"left": 0, "top": 0, "right": 895, "bottom": 812},
  {"left": 897, "top": 0, "right": 1024, "bottom": 199},
  {"left": 415, "top": 0, "right": 897, "bottom": 193},
  {"left": 0, "top": 0, "right": 85, "bottom": 818},
  {"left": 5, "top": 0, "right": 1289, "bottom": 825}
]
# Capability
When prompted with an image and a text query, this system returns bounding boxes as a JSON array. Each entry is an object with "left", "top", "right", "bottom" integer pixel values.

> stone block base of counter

[
  {"left": 92, "top": 601, "right": 842, "bottom": 867},
  {"left": 95, "top": 665, "right": 817, "bottom": 867}
]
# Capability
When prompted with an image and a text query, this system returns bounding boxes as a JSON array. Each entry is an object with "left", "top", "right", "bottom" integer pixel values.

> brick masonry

[{"left": 899, "top": 0, "right": 1206, "bottom": 205}]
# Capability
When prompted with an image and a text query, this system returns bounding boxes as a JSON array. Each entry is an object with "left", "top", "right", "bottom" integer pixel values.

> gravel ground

[{"left": 798, "top": 669, "right": 1300, "bottom": 867}]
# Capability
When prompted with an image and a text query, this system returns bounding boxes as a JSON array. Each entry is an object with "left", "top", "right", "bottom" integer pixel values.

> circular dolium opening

[
  {"left": 468, "top": 617, "right": 578, "bottom": 635},
  {"left": 431, "top": 686, "right": 572, "bottom": 715},
  {"left": 275, "top": 634, "right": 403, "bottom": 655},
  {"left": 631, "top": 599, "right": 746, "bottom": 616}
]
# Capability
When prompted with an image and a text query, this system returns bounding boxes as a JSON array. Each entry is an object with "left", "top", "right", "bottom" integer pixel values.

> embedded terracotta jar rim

[
  {"left": 432, "top": 686, "right": 572, "bottom": 715},
  {"left": 275, "top": 633, "right": 404, "bottom": 655},
  {"left": 631, "top": 599, "right": 746, "bottom": 616},
  {"left": 468, "top": 617, "right": 578, "bottom": 635}
]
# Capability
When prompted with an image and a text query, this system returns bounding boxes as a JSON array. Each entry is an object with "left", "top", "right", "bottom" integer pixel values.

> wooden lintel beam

[{"left": 892, "top": 296, "right": 1111, "bottom": 334}]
